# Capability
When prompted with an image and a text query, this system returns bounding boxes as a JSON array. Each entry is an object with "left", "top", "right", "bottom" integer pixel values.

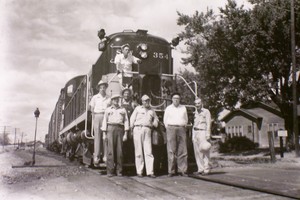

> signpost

[{"left": 278, "top": 130, "right": 288, "bottom": 158}]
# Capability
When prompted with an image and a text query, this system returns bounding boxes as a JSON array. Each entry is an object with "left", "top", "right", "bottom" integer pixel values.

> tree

[
  {"left": 176, "top": 0, "right": 300, "bottom": 145},
  {"left": 0, "top": 132, "right": 11, "bottom": 146}
]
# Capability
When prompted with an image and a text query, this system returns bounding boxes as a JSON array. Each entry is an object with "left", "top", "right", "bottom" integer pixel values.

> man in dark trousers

[
  {"left": 163, "top": 92, "right": 188, "bottom": 177},
  {"left": 102, "top": 94, "right": 129, "bottom": 177}
]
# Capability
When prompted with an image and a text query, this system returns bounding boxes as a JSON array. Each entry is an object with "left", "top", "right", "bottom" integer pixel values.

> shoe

[
  {"left": 202, "top": 171, "right": 210, "bottom": 176},
  {"left": 107, "top": 174, "right": 114, "bottom": 177},
  {"left": 137, "top": 174, "right": 143, "bottom": 178},
  {"left": 168, "top": 173, "right": 174, "bottom": 177},
  {"left": 148, "top": 174, "right": 156, "bottom": 178},
  {"left": 180, "top": 173, "right": 188, "bottom": 177},
  {"left": 193, "top": 171, "right": 203, "bottom": 175}
]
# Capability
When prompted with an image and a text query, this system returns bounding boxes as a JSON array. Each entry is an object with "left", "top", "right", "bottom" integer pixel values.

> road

[{"left": 0, "top": 147, "right": 297, "bottom": 200}]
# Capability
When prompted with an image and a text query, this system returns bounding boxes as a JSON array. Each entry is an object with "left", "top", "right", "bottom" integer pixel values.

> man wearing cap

[
  {"left": 89, "top": 80, "right": 111, "bottom": 167},
  {"left": 130, "top": 95, "right": 158, "bottom": 178},
  {"left": 163, "top": 92, "right": 189, "bottom": 177},
  {"left": 102, "top": 94, "right": 129, "bottom": 177},
  {"left": 114, "top": 44, "right": 141, "bottom": 87},
  {"left": 192, "top": 98, "right": 212, "bottom": 175},
  {"left": 121, "top": 88, "right": 138, "bottom": 164}
]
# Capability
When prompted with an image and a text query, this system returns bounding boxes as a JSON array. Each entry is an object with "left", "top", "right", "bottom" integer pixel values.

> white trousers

[
  {"left": 192, "top": 130, "right": 210, "bottom": 172},
  {"left": 133, "top": 127, "right": 154, "bottom": 175}
]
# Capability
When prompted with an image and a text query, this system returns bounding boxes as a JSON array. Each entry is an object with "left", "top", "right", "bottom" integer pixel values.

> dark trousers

[
  {"left": 106, "top": 125, "right": 124, "bottom": 175},
  {"left": 166, "top": 126, "right": 188, "bottom": 174}
]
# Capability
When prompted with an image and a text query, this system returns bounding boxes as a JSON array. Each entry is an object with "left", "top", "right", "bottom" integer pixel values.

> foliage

[
  {"left": 47, "top": 140, "right": 61, "bottom": 153},
  {"left": 219, "top": 136, "right": 256, "bottom": 153},
  {"left": 176, "top": 0, "right": 300, "bottom": 134},
  {"left": 0, "top": 133, "right": 11, "bottom": 146}
]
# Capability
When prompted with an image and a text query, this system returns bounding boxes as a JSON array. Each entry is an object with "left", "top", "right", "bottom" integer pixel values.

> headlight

[
  {"left": 139, "top": 51, "right": 148, "bottom": 59},
  {"left": 140, "top": 43, "right": 148, "bottom": 51}
]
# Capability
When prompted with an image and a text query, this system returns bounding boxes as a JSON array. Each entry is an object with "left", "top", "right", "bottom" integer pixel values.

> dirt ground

[{"left": 0, "top": 145, "right": 299, "bottom": 200}]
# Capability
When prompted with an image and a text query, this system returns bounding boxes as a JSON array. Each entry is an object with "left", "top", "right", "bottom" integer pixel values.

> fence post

[{"left": 268, "top": 131, "right": 276, "bottom": 163}]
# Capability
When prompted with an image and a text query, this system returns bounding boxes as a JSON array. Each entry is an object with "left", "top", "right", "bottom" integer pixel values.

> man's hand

[
  {"left": 103, "top": 132, "right": 107, "bottom": 140},
  {"left": 206, "top": 135, "right": 211, "bottom": 141},
  {"left": 123, "top": 131, "right": 128, "bottom": 142}
]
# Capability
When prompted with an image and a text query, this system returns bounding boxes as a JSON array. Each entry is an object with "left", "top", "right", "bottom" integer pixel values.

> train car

[{"left": 48, "top": 29, "right": 198, "bottom": 171}]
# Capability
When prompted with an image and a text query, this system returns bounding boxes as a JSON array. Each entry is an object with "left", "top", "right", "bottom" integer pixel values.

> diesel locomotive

[{"left": 47, "top": 29, "right": 198, "bottom": 169}]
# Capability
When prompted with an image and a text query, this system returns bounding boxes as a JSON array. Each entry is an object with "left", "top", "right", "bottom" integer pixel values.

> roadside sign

[{"left": 278, "top": 130, "right": 288, "bottom": 137}]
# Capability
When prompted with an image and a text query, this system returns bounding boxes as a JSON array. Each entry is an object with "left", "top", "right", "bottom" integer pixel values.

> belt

[
  {"left": 193, "top": 127, "right": 205, "bottom": 131},
  {"left": 134, "top": 125, "right": 152, "bottom": 129},
  {"left": 107, "top": 123, "right": 124, "bottom": 127},
  {"left": 168, "top": 125, "right": 185, "bottom": 127},
  {"left": 94, "top": 112, "right": 104, "bottom": 114}
]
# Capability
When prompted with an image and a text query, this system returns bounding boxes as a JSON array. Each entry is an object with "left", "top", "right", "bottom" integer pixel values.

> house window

[
  {"left": 239, "top": 126, "right": 243, "bottom": 136},
  {"left": 248, "top": 125, "right": 252, "bottom": 134},
  {"left": 268, "top": 123, "right": 279, "bottom": 138}
]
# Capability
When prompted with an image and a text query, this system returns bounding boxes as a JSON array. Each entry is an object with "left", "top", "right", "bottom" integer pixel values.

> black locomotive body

[{"left": 47, "top": 29, "right": 197, "bottom": 170}]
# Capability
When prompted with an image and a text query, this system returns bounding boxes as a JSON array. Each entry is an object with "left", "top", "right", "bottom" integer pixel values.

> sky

[{"left": 0, "top": 0, "right": 251, "bottom": 143}]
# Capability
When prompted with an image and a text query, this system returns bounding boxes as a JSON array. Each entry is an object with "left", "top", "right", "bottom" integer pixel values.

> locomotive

[{"left": 47, "top": 29, "right": 198, "bottom": 170}]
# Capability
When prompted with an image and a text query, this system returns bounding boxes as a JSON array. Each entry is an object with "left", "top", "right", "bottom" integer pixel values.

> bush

[
  {"left": 219, "top": 136, "right": 256, "bottom": 153},
  {"left": 48, "top": 140, "right": 62, "bottom": 153}
]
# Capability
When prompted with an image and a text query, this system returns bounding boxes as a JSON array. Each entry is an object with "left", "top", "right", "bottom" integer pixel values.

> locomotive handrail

[
  {"left": 150, "top": 100, "right": 167, "bottom": 108},
  {"left": 162, "top": 73, "right": 198, "bottom": 98},
  {"left": 84, "top": 74, "right": 94, "bottom": 140}
]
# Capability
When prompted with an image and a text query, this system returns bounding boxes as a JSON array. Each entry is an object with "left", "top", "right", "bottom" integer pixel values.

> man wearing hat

[
  {"left": 192, "top": 98, "right": 212, "bottom": 175},
  {"left": 114, "top": 43, "right": 141, "bottom": 87},
  {"left": 130, "top": 95, "right": 158, "bottom": 178},
  {"left": 121, "top": 88, "right": 138, "bottom": 164},
  {"left": 101, "top": 94, "right": 129, "bottom": 177},
  {"left": 163, "top": 92, "right": 188, "bottom": 177},
  {"left": 89, "top": 80, "right": 111, "bottom": 167}
]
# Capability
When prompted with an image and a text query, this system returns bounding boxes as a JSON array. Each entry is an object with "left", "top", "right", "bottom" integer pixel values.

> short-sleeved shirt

[
  {"left": 193, "top": 108, "right": 211, "bottom": 132},
  {"left": 101, "top": 105, "right": 129, "bottom": 131},
  {"left": 130, "top": 105, "right": 158, "bottom": 128},
  {"left": 114, "top": 53, "right": 139, "bottom": 77},
  {"left": 89, "top": 94, "right": 111, "bottom": 113}
]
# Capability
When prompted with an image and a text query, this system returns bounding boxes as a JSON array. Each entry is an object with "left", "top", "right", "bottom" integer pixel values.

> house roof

[
  {"left": 241, "top": 102, "right": 282, "bottom": 117},
  {"left": 221, "top": 108, "right": 262, "bottom": 123}
]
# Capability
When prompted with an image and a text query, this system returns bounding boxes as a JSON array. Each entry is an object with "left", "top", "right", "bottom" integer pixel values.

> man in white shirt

[
  {"left": 114, "top": 44, "right": 141, "bottom": 87},
  {"left": 89, "top": 80, "right": 111, "bottom": 167},
  {"left": 163, "top": 93, "right": 188, "bottom": 177}
]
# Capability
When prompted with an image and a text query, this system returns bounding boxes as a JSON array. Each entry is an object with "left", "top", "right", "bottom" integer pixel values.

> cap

[
  {"left": 122, "top": 88, "right": 132, "bottom": 95},
  {"left": 97, "top": 80, "right": 108, "bottom": 87},
  {"left": 171, "top": 92, "right": 181, "bottom": 98},
  {"left": 194, "top": 98, "right": 202, "bottom": 104},
  {"left": 200, "top": 140, "right": 211, "bottom": 152},
  {"left": 111, "top": 94, "right": 121, "bottom": 100},
  {"left": 141, "top": 95, "right": 150, "bottom": 101},
  {"left": 121, "top": 43, "right": 130, "bottom": 50}
]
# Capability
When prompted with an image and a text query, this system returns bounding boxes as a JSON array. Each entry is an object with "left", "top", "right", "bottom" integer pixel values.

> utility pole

[
  {"left": 291, "top": 0, "right": 299, "bottom": 157},
  {"left": 2, "top": 126, "right": 5, "bottom": 149},
  {"left": 14, "top": 128, "right": 16, "bottom": 147}
]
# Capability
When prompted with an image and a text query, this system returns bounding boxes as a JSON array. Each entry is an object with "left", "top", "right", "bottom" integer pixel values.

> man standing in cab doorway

[
  {"left": 114, "top": 44, "right": 141, "bottom": 87},
  {"left": 130, "top": 95, "right": 158, "bottom": 178},
  {"left": 163, "top": 92, "right": 188, "bottom": 177},
  {"left": 192, "top": 98, "right": 212, "bottom": 175},
  {"left": 89, "top": 80, "right": 111, "bottom": 167}
]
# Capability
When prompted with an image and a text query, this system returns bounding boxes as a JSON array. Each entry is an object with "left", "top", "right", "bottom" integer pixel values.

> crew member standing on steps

[{"left": 89, "top": 80, "right": 110, "bottom": 167}]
